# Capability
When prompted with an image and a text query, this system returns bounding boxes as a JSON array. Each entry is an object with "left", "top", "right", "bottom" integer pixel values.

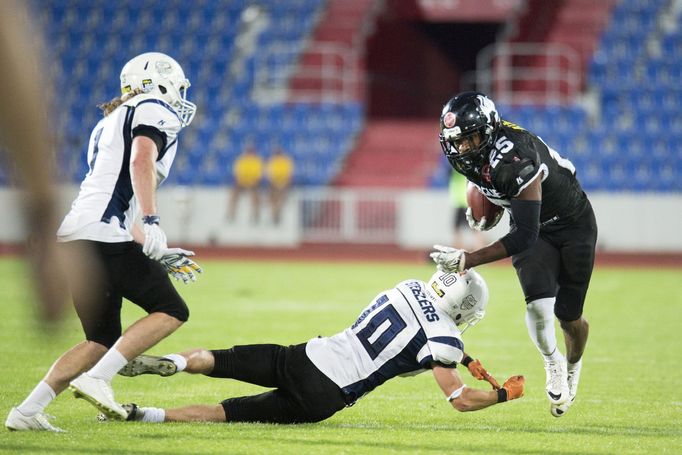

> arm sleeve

[
  {"left": 499, "top": 199, "right": 541, "bottom": 256},
  {"left": 132, "top": 125, "right": 166, "bottom": 158},
  {"left": 132, "top": 100, "right": 182, "bottom": 160}
]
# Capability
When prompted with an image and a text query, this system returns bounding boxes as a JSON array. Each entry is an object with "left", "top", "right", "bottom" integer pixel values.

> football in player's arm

[{"left": 108, "top": 269, "right": 525, "bottom": 424}]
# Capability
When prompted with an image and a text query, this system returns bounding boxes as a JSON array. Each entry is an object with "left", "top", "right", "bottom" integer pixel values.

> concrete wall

[
  {"left": 398, "top": 190, "right": 682, "bottom": 252},
  {"left": 1, "top": 186, "right": 680, "bottom": 252}
]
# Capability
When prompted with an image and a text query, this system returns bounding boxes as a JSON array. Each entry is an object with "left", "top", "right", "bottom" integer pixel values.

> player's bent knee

[
  {"left": 526, "top": 298, "right": 555, "bottom": 318},
  {"left": 211, "top": 404, "right": 228, "bottom": 422},
  {"left": 197, "top": 349, "right": 214, "bottom": 363},
  {"left": 140, "top": 285, "right": 190, "bottom": 322},
  {"left": 87, "top": 331, "right": 122, "bottom": 349},
  {"left": 84, "top": 340, "right": 110, "bottom": 354},
  {"left": 167, "top": 302, "right": 189, "bottom": 322},
  {"left": 184, "top": 349, "right": 215, "bottom": 374},
  {"left": 153, "top": 300, "right": 189, "bottom": 323}
]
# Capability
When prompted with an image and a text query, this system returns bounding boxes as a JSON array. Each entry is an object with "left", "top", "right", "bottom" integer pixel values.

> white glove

[
  {"left": 466, "top": 207, "right": 504, "bottom": 231},
  {"left": 159, "top": 248, "right": 202, "bottom": 284},
  {"left": 429, "top": 244, "right": 467, "bottom": 273},
  {"left": 143, "top": 222, "right": 168, "bottom": 260}
]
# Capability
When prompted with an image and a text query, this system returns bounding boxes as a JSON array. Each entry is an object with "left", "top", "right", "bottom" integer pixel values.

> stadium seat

[
  {"left": 30, "top": 0, "right": 677, "bottom": 192},
  {"left": 30, "top": 0, "right": 357, "bottom": 187}
]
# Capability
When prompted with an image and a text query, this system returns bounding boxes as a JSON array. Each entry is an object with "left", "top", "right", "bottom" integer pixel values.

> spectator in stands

[
  {"left": 227, "top": 143, "right": 264, "bottom": 224},
  {"left": 265, "top": 146, "right": 294, "bottom": 225},
  {"left": 449, "top": 169, "right": 485, "bottom": 250},
  {"left": 431, "top": 92, "right": 597, "bottom": 418}
]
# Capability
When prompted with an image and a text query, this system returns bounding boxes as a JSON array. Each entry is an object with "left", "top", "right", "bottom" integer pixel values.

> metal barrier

[
  {"left": 476, "top": 42, "right": 580, "bottom": 104},
  {"left": 299, "top": 188, "right": 397, "bottom": 243},
  {"left": 253, "top": 42, "right": 359, "bottom": 103}
]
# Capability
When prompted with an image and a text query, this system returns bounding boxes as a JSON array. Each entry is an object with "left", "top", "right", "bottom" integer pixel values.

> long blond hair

[{"left": 97, "top": 88, "right": 145, "bottom": 116}]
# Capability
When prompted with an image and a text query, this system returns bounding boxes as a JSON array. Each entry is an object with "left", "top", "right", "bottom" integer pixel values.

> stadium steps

[
  {"left": 334, "top": 120, "right": 439, "bottom": 188},
  {"left": 508, "top": 0, "right": 616, "bottom": 92},
  {"left": 289, "top": 0, "right": 377, "bottom": 98},
  {"left": 545, "top": 0, "right": 616, "bottom": 68}
]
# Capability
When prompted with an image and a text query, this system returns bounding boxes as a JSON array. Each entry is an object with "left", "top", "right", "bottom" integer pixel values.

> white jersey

[
  {"left": 57, "top": 94, "right": 182, "bottom": 243},
  {"left": 306, "top": 279, "right": 465, "bottom": 404}
]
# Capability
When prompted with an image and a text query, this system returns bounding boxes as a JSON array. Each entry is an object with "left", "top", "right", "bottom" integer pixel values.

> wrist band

[
  {"left": 497, "top": 388, "right": 508, "bottom": 403},
  {"left": 447, "top": 385, "right": 466, "bottom": 402},
  {"left": 142, "top": 215, "right": 160, "bottom": 225},
  {"left": 461, "top": 356, "right": 474, "bottom": 367}
]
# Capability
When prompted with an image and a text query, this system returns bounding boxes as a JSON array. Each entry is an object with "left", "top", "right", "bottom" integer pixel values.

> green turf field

[{"left": 0, "top": 257, "right": 680, "bottom": 454}]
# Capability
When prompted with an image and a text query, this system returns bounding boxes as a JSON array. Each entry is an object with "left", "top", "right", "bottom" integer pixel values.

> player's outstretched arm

[{"left": 432, "top": 365, "right": 524, "bottom": 412}]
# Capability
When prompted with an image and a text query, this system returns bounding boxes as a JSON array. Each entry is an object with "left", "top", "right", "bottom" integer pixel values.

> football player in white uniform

[
  {"left": 109, "top": 269, "right": 525, "bottom": 424},
  {"left": 6, "top": 52, "right": 200, "bottom": 432}
]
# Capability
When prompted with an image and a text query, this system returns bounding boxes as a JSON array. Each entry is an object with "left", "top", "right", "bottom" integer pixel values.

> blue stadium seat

[{"left": 46, "top": 0, "right": 682, "bottom": 193}]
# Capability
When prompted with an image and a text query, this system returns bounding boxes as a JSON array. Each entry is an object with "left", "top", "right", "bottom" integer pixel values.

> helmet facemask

[
  {"left": 440, "top": 128, "right": 492, "bottom": 173},
  {"left": 161, "top": 80, "right": 196, "bottom": 127}
]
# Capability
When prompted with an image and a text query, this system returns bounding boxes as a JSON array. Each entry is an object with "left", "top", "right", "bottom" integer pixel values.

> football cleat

[
  {"left": 5, "top": 407, "right": 64, "bottom": 432},
  {"left": 97, "top": 403, "right": 141, "bottom": 422},
  {"left": 550, "top": 401, "right": 570, "bottom": 417},
  {"left": 118, "top": 355, "right": 177, "bottom": 377},
  {"left": 552, "top": 360, "right": 582, "bottom": 417},
  {"left": 69, "top": 373, "right": 127, "bottom": 421},
  {"left": 567, "top": 359, "right": 582, "bottom": 402},
  {"left": 543, "top": 357, "right": 569, "bottom": 405}
]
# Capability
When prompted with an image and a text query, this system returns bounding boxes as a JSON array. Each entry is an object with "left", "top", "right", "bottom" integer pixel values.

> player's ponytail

[{"left": 97, "top": 88, "right": 144, "bottom": 117}]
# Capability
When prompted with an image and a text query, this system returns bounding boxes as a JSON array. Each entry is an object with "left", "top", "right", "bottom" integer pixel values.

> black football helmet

[{"left": 439, "top": 92, "right": 500, "bottom": 173}]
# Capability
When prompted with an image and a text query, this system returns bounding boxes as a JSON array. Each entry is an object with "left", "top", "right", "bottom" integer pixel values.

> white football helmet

[
  {"left": 425, "top": 269, "right": 489, "bottom": 332},
  {"left": 119, "top": 52, "right": 196, "bottom": 127}
]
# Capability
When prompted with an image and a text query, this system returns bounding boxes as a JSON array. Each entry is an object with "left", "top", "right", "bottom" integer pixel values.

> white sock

[
  {"left": 568, "top": 359, "right": 582, "bottom": 372},
  {"left": 16, "top": 381, "right": 56, "bottom": 416},
  {"left": 88, "top": 348, "right": 128, "bottom": 382},
  {"left": 525, "top": 298, "right": 563, "bottom": 361},
  {"left": 139, "top": 407, "right": 165, "bottom": 423},
  {"left": 163, "top": 353, "right": 187, "bottom": 372}
]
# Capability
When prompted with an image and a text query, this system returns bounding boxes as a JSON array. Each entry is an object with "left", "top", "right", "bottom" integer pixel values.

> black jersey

[{"left": 460, "top": 120, "right": 588, "bottom": 229}]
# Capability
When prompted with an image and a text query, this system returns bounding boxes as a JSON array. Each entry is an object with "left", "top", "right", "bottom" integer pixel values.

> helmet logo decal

[
  {"left": 477, "top": 95, "right": 497, "bottom": 124},
  {"left": 156, "top": 61, "right": 173, "bottom": 76},
  {"left": 141, "top": 79, "right": 155, "bottom": 93},
  {"left": 460, "top": 294, "right": 476, "bottom": 310},
  {"left": 430, "top": 281, "right": 445, "bottom": 298},
  {"left": 443, "top": 112, "right": 456, "bottom": 128}
]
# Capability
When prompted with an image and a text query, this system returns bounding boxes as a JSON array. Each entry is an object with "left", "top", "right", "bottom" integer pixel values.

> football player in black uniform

[{"left": 430, "top": 92, "right": 597, "bottom": 417}]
